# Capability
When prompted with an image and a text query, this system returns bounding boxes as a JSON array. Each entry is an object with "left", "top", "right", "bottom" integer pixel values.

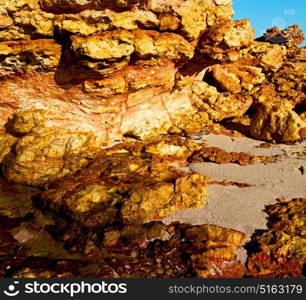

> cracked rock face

[
  {"left": 3, "top": 126, "right": 101, "bottom": 186},
  {"left": 0, "top": 0, "right": 305, "bottom": 279},
  {"left": 247, "top": 198, "right": 306, "bottom": 278},
  {"left": 0, "top": 1, "right": 305, "bottom": 145},
  {"left": 35, "top": 138, "right": 210, "bottom": 224},
  {"left": 250, "top": 102, "right": 306, "bottom": 142}
]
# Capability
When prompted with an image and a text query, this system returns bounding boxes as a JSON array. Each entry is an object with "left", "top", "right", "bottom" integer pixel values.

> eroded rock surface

[
  {"left": 250, "top": 102, "right": 306, "bottom": 142},
  {"left": 3, "top": 126, "right": 101, "bottom": 186},
  {"left": 35, "top": 138, "right": 210, "bottom": 223},
  {"left": 0, "top": 0, "right": 304, "bottom": 145},
  {"left": 247, "top": 198, "right": 306, "bottom": 278},
  {"left": 0, "top": 0, "right": 305, "bottom": 279}
]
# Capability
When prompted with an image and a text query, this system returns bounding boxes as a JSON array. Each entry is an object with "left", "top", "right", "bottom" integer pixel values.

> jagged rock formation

[
  {"left": 33, "top": 138, "right": 210, "bottom": 222},
  {"left": 247, "top": 198, "right": 306, "bottom": 278},
  {"left": 0, "top": 0, "right": 304, "bottom": 148},
  {"left": 0, "top": 0, "right": 305, "bottom": 279},
  {"left": 1, "top": 220, "right": 246, "bottom": 278}
]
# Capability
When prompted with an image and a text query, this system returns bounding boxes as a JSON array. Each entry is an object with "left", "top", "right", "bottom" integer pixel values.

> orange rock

[{"left": 208, "top": 64, "right": 265, "bottom": 93}]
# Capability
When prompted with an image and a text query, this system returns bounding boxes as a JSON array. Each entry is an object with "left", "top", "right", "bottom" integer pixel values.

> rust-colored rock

[
  {"left": 4, "top": 222, "right": 245, "bottom": 278},
  {"left": 189, "top": 145, "right": 279, "bottom": 166},
  {"left": 0, "top": 0, "right": 305, "bottom": 279},
  {"left": 207, "top": 64, "right": 265, "bottom": 93},
  {"left": 247, "top": 198, "right": 306, "bottom": 278},
  {"left": 250, "top": 102, "right": 306, "bottom": 142},
  {"left": 0, "top": 39, "right": 61, "bottom": 77},
  {"left": 36, "top": 138, "right": 210, "bottom": 223},
  {"left": 0, "top": 62, "right": 254, "bottom": 143},
  {"left": 3, "top": 126, "right": 101, "bottom": 186}
]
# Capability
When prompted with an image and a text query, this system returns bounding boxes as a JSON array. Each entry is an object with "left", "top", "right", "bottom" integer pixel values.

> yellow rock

[
  {"left": 0, "top": 39, "right": 61, "bottom": 76},
  {"left": 71, "top": 30, "right": 135, "bottom": 60},
  {"left": 0, "top": 133, "right": 16, "bottom": 163},
  {"left": 3, "top": 127, "right": 101, "bottom": 186},
  {"left": 121, "top": 173, "right": 209, "bottom": 224},
  {"left": 6, "top": 109, "right": 47, "bottom": 136},
  {"left": 250, "top": 103, "right": 306, "bottom": 142},
  {"left": 208, "top": 64, "right": 265, "bottom": 93},
  {"left": 200, "top": 19, "right": 255, "bottom": 49}
]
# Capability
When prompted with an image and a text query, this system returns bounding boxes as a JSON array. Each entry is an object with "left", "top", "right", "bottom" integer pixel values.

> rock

[
  {"left": 40, "top": 0, "right": 136, "bottom": 13},
  {"left": 239, "top": 41, "right": 286, "bottom": 72},
  {"left": 260, "top": 24, "right": 304, "bottom": 55},
  {"left": 200, "top": 22, "right": 286, "bottom": 72},
  {"left": 158, "top": 14, "right": 180, "bottom": 31},
  {"left": 71, "top": 30, "right": 135, "bottom": 61},
  {"left": 0, "top": 230, "right": 28, "bottom": 276},
  {"left": 300, "top": 112, "right": 306, "bottom": 122},
  {"left": 0, "top": 133, "right": 16, "bottom": 163},
  {"left": 133, "top": 30, "right": 194, "bottom": 61},
  {"left": 189, "top": 80, "right": 253, "bottom": 121},
  {"left": 3, "top": 131, "right": 203, "bottom": 186},
  {"left": 247, "top": 198, "right": 306, "bottom": 278},
  {"left": 188, "top": 145, "right": 278, "bottom": 166},
  {"left": 0, "top": 39, "right": 61, "bottom": 77},
  {"left": 41, "top": 0, "right": 233, "bottom": 40},
  {"left": 0, "top": 57, "right": 255, "bottom": 143},
  {"left": 71, "top": 29, "right": 194, "bottom": 66},
  {"left": 0, "top": 0, "right": 54, "bottom": 40},
  {"left": 250, "top": 102, "right": 306, "bottom": 142},
  {"left": 121, "top": 173, "right": 209, "bottom": 224},
  {"left": 0, "top": 0, "right": 265, "bottom": 144},
  {"left": 0, "top": 0, "right": 305, "bottom": 279},
  {"left": 35, "top": 138, "right": 210, "bottom": 221},
  {"left": 187, "top": 225, "right": 246, "bottom": 277},
  {"left": 6, "top": 109, "right": 47, "bottom": 136},
  {"left": 207, "top": 64, "right": 265, "bottom": 93},
  {"left": 8, "top": 223, "right": 245, "bottom": 278},
  {"left": 54, "top": 9, "right": 160, "bottom": 35},
  {"left": 3, "top": 127, "right": 101, "bottom": 186},
  {"left": 270, "top": 48, "right": 306, "bottom": 107},
  {"left": 199, "top": 19, "right": 255, "bottom": 49},
  {"left": 0, "top": 15, "right": 13, "bottom": 29}
]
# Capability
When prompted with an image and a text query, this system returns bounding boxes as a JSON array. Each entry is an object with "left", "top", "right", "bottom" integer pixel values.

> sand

[{"left": 163, "top": 134, "right": 306, "bottom": 262}]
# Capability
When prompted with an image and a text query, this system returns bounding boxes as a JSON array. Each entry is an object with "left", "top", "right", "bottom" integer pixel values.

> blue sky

[{"left": 233, "top": 0, "right": 306, "bottom": 46}]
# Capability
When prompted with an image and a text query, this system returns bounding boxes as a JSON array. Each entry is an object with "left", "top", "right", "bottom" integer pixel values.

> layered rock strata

[
  {"left": 0, "top": 0, "right": 304, "bottom": 147},
  {"left": 0, "top": 0, "right": 305, "bottom": 279}
]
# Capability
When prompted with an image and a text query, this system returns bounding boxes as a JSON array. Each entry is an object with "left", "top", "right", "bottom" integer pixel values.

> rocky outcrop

[
  {"left": 1, "top": 220, "right": 246, "bottom": 278},
  {"left": 250, "top": 102, "right": 306, "bottom": 142},
  {"left": 0, "top": 0, "right": 304, "bottom": 148},
  {"left": 0, "top": 0, "right": 233, "bottom": 41},
  {"left": 0, "top": 0, "right": 305, "bottom": 279},
  {"left": 205, "top": 64, "right": 265, "bottom": 93},
  {"left": 35, "top": 138, "right": 210, "bottom": 219},
  {"left": 0, "top": 39, "right": 61, "bottom": 77},
  {"left": 247, "top": 198, "right": 305, "bottom": 278},
  {"left": 3, "top": 125, "right": 101, "bottom": 186},
  {"left": 0, "top": 0, "right": 304, "bottom": 184}
]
